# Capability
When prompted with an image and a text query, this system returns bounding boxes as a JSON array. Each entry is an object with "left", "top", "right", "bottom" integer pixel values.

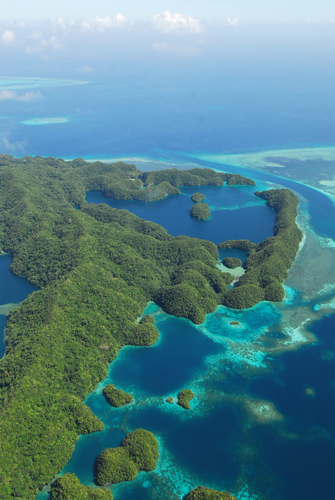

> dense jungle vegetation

[
  {"left": 219, "top": 189, "right": 303, "bottom": 309},
  {"left": 95, "top": 429, "right": 158, "bottom": 486},
  {"left": 0, "top": 155, "right": 299, "bottom": 498}
]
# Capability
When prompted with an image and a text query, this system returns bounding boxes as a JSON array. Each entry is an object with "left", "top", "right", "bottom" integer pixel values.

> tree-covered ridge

[
  {"left": 139, "top": 168, "right": 255, "bottom": 190},
  {"left": 219, "top": 189, "right": 303, "bottom": 309},
  {"left": 184, "top": 486, "right": 237, "bottom": 500},
  {"left": 103, "top": 384, "right": 133, "bottom": 407},
  {"left": 0, "top": 155, "right": 241, "bottom": 499},
  {"left": 95, "top": 429, "right": 158, "bottom": 486},
  {"left": 51, "top": 473, "right": 113, "bottom": 499}
]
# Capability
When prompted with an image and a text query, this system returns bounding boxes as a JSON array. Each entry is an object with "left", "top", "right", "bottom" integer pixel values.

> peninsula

[{"left": 0, "top": 155, "right": 299, "bottom": 498}]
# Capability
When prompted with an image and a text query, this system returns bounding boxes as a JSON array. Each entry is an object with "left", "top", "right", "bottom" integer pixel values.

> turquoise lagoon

[{"left": 35, "top": 168, "right": 335, "bottom": 500}]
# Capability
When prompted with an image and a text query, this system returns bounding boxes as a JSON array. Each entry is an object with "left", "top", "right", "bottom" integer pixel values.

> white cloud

[
  {"left": 0, "top": 90, "right": 17, "bottom": 101},
  {"left": 0, "top": 90, "right": 43, "bottom": 101},
  {"left": 18, "top": 91, "right": 43, "bottom": 101},
  {"left": 29, "top": 32, "right": 43, "bottom": 40},
  {"left": 81, "top": 13, "right": 130, "bottom": 33},
  {"left": 77, "top": 66, "right": 93, "bottom": 72},
  {"left": 227, "top": 17, "right": 239, "bottom": 26},
  {"left": 153, "top": 42, "right": 169, "bottom": 51},
  {"left": 0, "top": 132, "right": 27, "bottom": 153},
  {"left": 2, "top": 30, "right": 15, "bottom": 46},
  {"left": 26, "top": 35, "right": 62, "bottom": 54},
  {"left": 150, "top": 11, "right": 204, "bottom": 34}
]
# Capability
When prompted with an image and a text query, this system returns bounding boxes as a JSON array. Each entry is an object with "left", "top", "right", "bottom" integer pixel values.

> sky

[{"left": 1, "top": 0, "right": 335, "bottom": 24}]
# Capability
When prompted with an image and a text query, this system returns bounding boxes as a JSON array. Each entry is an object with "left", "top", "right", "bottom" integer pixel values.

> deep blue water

[
  {"left": 180, "top": 156, "right": 335, "bottom": 242},
  {"left": 108, "top": 315, "right": 221, "bottom": 396},
  {"left": 86, "top": 184, "right": 276, "bottom": 245},
  {"left": 249, "top": 314, "right": 335, "bottom": 500},
  {"left": 0, "top": 254, "right": 39, "bottom": 306}
]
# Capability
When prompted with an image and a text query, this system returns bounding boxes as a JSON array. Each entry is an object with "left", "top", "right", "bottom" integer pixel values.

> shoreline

[{"left": 53, "top": 145, "right": 335, "bottom": 202}]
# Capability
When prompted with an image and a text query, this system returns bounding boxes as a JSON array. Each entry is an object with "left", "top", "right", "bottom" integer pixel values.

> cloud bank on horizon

[{"left": 1, "top": 8, "right": 333, "bottom": 59}]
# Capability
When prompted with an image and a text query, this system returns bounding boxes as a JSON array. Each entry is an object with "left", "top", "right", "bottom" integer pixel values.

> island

[
  {"left": 51, "top": 473, "right": 113, "bottom": 499},
  {"left": 190, "top": 203, "right": 211, "bottom": 220},
  {"left": 103, "top": 384, "right": 133, "bottom": 407},
  {"left": 191, "top": 192, "right": 206, "bottom": 202},
  {"left": 221, "top": 257, "right": 242, "bottom": 269},
  {"left": 95, "top": 428, "right": 159, "bottom": 486},
  {"left": 177, "top": 389, "right": 195, "bottom": 409},
  {"left": 0, "top": 154, "right": 299, "bottom": 499},
  {"left": 184, "top": 486, "right": 237, "bottom": 499}
]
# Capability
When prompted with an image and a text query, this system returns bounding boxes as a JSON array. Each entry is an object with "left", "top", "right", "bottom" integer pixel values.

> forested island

[
  {"left": 191, "top": 192, "right": 206, "bottom": 202},
  {"left": 190, "top": 203, "right": 211, "bottom": 220},
  {"left": 0, "top": 155, "right": 300, "bottom": 498},
  {"left": 177, "top": 389, "right": 195, "bottom": 409},
  {"left": 95, "top": 429, "right": 158, "bottom": 486},
  {"left": 184, "top": 486, "right": 237, "bottom": 500},
  {"left": 103, "top": 384, "right": 133, "bottom": 407}
]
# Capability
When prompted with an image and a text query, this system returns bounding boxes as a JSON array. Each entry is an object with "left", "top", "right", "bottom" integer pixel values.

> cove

[
  {"left": 0, "top": 253, "right": 39, "bottom": 358},
  {"left": 85, "top": 184, "right": 276, "bottom": 245},
  {"left": 179, "top": 154, "right": 335, "bottom": 242}
]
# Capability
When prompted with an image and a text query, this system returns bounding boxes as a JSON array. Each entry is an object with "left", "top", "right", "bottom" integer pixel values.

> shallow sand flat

[{"left": 188, "top": 147, "right": 335, "bottom": 200}]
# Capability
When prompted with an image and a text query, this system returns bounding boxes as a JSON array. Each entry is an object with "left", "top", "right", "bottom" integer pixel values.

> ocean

[{"left": 1, "top": 30, "right": 335, "bottom": 498}]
